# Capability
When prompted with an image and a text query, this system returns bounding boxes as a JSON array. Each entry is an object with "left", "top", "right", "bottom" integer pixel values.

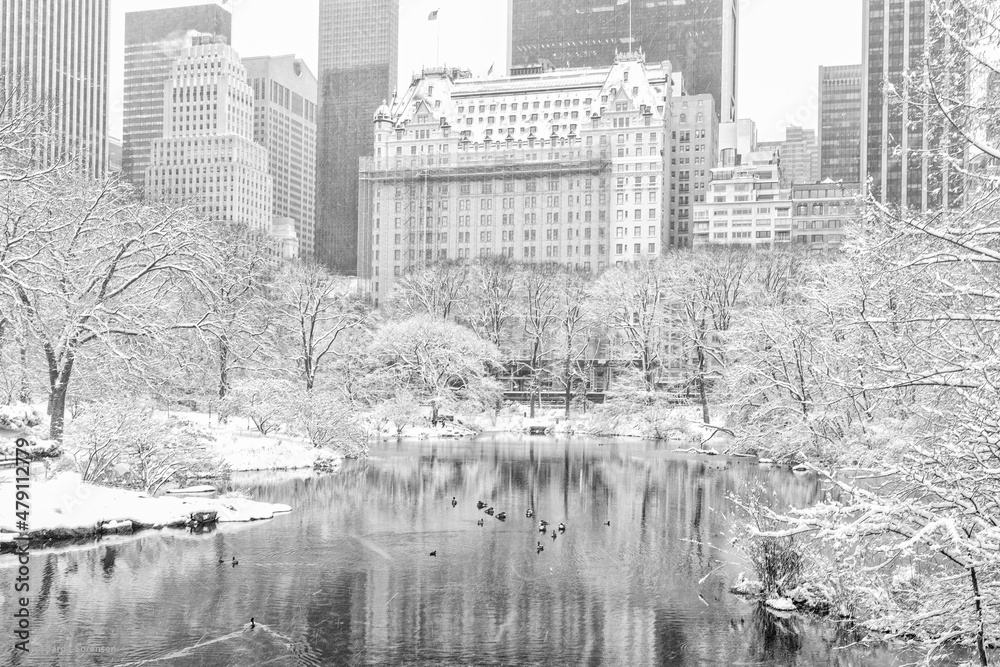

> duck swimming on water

[
  {"left": 477, "top": 518, "right": 484, "bottom": 526},
  {"left": 451, "top": 497, "right": 457, "bottom": 507},
  {"left": 485, "top": 507, "right": 494, "bottom": 515},
  {"left": 536, "top": 542, "right": 544, "bottom": 553},
  {"left": 558, "top": 523, "right": 565, "bottom": 532},
  {"left": 496, "top": 511, "right": 507, "bottom": 520},
  {"left": 250, "top": 618, "right": 255, "bottom": 629},
  {"left": 526, "top": 508, "right": 534, "bottom": 518},
  {"left": 232, "top": 557, "right": 239, "bottom": 566},
  {"left": 477, "top": 501, "right": 487, "bottom": 509},
  {"left": 551, "top": 529, "right": 557, "bottom": 540}
]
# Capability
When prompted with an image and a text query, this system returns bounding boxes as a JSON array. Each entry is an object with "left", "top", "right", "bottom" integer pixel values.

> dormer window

[{"left": 623, "top": 71, "right": 629, "bottom": 82}]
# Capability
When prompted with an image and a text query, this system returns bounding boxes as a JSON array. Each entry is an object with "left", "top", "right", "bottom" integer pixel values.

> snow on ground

[
  {"left": 0, "top": 471, "right": 291, "bottom": 541},
  {"left": 150, "top": 410, "right": 340, "bottom": 472}
]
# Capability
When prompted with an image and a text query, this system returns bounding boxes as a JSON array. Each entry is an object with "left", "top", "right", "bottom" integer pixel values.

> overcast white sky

[{"left": 108, "top": 0, "right": 862, "bottom": 142}]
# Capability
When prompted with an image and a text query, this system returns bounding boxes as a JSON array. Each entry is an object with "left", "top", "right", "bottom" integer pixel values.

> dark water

[{"left": 2, "top": 437, "right": 922, "bottom": 666}]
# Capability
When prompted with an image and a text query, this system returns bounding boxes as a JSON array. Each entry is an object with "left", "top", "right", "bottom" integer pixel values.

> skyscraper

[
  {"left": 0, "top": 0, "right": 110, "bottom": 178},
  {"left": 818, "top": 64, "right": 862, "bottom": 183},
  {"left": 244, "top": 55, "right": 318, "bottom": 259},
  {"left": 759, "top": 126, "right": 819, "bottom": 188},
  {"left": 316, "top": 0, "right": 399, "bottom": 275},
  {"left": 122, "top": 4, "right": 232, "bottom": 194},
  {"left": 861, "top": 0, "right": 962, "bottom": 209},
  {"left": 669, "top": 93, "right": 718, "bottom": 249},
  {"left": 145, "top": 37, "right": 273, "bottom": 233},
  {"left": 511, "top": 0, "right": 738, "bottom": 122}
]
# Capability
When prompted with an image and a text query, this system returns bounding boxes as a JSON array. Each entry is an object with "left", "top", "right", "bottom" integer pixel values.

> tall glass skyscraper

[
  {"left": 316, "top": 0, "right": 399, "bottom": 276},
  {"left": 818, "top": 64, "right": 862, "bottom": 184},
  {"left": 510, "top": 0, "right": 738, "bottom": 122},
  {"left": 0, "top": 0, "right": 110, "bottom": 178},
  {"left": 122, "top": 4, "right": 232, "bottom": 194},
  {"left": 861, "top": 0, "right": 963, "bottom": 210}
]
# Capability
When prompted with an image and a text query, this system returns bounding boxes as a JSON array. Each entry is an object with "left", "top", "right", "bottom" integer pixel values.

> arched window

[{"left": 679, "top": 113, "right": 687, "bottom": 124}]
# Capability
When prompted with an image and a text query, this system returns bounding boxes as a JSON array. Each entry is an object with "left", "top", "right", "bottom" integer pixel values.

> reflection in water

[{"left": 0, "top": 437, "right": 921, "bottom": 666}]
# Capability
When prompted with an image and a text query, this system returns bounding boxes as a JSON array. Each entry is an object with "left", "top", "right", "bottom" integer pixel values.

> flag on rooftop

[{"left": 428, "top": 9, "right": 438, "bottom": 20}]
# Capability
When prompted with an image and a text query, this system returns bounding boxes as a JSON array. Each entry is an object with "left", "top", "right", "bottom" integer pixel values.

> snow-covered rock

[
  {"left": 765, "top": 597, "right": 797, "bottom": 612},
  {"left": 731, "top": 572, "right": 764, "bottom": 596}
]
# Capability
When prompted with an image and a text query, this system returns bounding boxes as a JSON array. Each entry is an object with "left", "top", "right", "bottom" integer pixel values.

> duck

[
  {"left": 485, "top": 507, "right": 495, "bottom": 515},
  {"left": 477, "top": 518, "right": 484, "bottom": 526},
  {"left": 558, "top": 522, "right": 565, "bottom": 532},
  {"left": 218, "top": 557, "right": 225, "bottom": 564},
  {"left": 604, "top": 521, "right": 611, "bottom": 526},
  {"left": 526, "top": 508, "right": 534, "bottom": 518},
  {"left": 429, "top": 551, "right": 437, "bottom": 557},
  {"left": 250, "top": 617, "right": 255, "bottom": 630},
  {"left": 496, "top": 511, "right": 507, "bottom": 520},
  {"left": 477, "top": 501, "right": 487, "bottom": 509},
  {"left": 551, "top": 529, "right": 557, "bottom": 540},
  {"left": 536, "top": 542, "right": 544, "bottom": 553},
  {"left": 451, "top": 496, "right": 457, "bottom": 507},
  {"left": 232, "top": 557, "right": 239, "bottom": 566}
]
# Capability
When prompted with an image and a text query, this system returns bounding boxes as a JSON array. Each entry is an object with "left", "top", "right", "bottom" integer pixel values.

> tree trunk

[
  {"left": 218, "top": 337, "right": 230, "bottom": 399},
  {"left": 563, "top": 354, "right": 572, "bottom": 418},
  {"left": 970, "top": 566, "right": 989, "bottom": 666},
  {"left": 696, "top": 346, "right": 711, "bottom": 424},
  {"left": 48, "top": 370, "right": 71, "bottom": 442},
  {"left": 18, "top": 344, "right": 30, "bottom": 403}
]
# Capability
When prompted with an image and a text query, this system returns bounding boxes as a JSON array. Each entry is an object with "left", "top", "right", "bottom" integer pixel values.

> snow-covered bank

[
  {"left": 158, "top": 409, "right": 342, "bottom": 472},
  {"left": 0, "top": 471, "right": 290, "bottom": 548}
]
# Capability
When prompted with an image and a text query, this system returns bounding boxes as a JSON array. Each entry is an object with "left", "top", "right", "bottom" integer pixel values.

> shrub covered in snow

[
  {"left": 64, "top": 401, "right": 227, "bottom": 493},
  {"left": 0, "top": 403, "right": 44, "bottom": 431}
]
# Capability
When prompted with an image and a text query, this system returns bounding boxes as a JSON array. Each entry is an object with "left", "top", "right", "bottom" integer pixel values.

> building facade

[
  {"left": 244, "top": 55, "right": 318, "bottom": 259},
  {"left": 122, "top": 4, "right": 232, "bottom": 194},
  {"left": 0, "top": 0, "right": 110, "bottom": 178},
  {"left": 719, "top": 118, "right": 757, "bottom": 164},
  {"left": 861, "top": 0, "right": 963, "bottom": 209},
  {"left": 316, "top": 0, "right": 399, "bottom": 275},
  {"left": 359, "top": 54, "right": 674, "bottom": 303},
  {"left": 758, "top": 125, "right": 818, "bottom": 188},
  {"left": 692, "top": 149, "right": 792, "bottom": 247},
  {"left": 818, "top": 64, "right": 862, "bottom": 183},
  {"left": 145, "top": 38, "right": 273, "bottom": 234},
  {"left": 790, "top": 180, "right": 861, "bottom": 250},
  {"left": 511, "top": 0, "right": 738, "bottom": 122},
  {"left": 668, "top": 93, "right": 718, "bottom": 249}
]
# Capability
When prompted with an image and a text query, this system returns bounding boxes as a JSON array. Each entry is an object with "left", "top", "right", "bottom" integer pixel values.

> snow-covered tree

[
  {"left": 362, "top": 316, "right": 502, "bottom": 423},
  {"left": 588, "top": 260, "right": 670, "bottom": 391},
  {"left": 0, "top": 174, "right": 211, "bottom": 441},
  {"left": 462, "top": 255, "right": 519, "bottom": 350},
  {"left": 192, "top": 221, "right": 276, "bottom": 399},
  {"left": 519, "top": 262, "right": 560, "bottom": 417},
  {"left": 390, "top": 260, "right": 470, "bottom": 320},
  {"left": 272, "top": 262, "right": 370, "bottom": 392}
]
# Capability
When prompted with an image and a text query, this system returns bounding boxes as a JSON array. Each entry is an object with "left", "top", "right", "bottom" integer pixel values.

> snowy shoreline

[{"left": 0, "top": 471, "right": 291, "bottom": 551}]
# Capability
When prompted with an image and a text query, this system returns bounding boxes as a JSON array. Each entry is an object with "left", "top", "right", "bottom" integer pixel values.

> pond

[{"left": 1, "top": 437, "right": 924, "bottom": 666}]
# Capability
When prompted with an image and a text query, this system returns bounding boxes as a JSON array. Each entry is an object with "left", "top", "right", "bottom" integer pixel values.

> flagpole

[
  {"left": 629, "top": 0, "right": 632, "bottom": 52},
  {"left": 437, "top": 13, "right": 441, "bottom": 65}
]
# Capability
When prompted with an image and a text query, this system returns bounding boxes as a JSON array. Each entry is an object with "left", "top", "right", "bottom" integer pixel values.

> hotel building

[{"left": 359, "top": 53, "right": 674, "bottom": 303}]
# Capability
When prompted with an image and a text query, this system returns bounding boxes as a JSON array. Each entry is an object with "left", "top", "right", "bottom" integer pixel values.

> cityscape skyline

[{"left": 106, "top": 0, "right": 863, "bottom": 144}]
